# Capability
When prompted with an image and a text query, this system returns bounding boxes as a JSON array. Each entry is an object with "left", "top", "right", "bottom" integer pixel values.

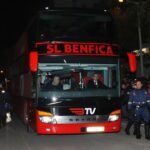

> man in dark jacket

[
  {"left": 87, "top": 73, "right": 106, "bottom": 89},
  {"left": 44, "top": 75, "right": 62, "bottom": 90}
]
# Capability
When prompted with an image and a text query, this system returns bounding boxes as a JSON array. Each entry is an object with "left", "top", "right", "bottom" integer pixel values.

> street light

[
  {"left": 0, "top": 70, "right": 4, "bottom": 74},
  {"left": 118, "top": 0, "right": 144, "bottom": 76},
  {"left": 118, "top": 0, "right": 124, "bottom": 2}
]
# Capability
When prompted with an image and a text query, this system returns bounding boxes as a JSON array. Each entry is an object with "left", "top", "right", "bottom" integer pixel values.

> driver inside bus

[
  {"left": 45, "top": 75, "right": 62, "bottom": 90},
  {"left": 87, "top": 73, "right": 106, "bottom": 89}
]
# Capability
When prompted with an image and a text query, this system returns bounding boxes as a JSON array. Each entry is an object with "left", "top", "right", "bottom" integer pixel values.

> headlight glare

[
  {"left": 108, "top": 115, "right": 120, "bottom": 122},
  {"left": 39, "top": 116, "right": 52, "bottom": 123}
]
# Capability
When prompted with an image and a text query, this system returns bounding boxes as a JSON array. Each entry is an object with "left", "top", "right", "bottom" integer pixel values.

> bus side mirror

[
  {"left": 29, "top": 51, "right": 38, "bottom": 72},
  {"left": 127, "top": 52, "right": 137, "bottom": 73}
]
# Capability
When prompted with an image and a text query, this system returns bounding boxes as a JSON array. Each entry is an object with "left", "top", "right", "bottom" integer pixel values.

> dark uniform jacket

[{"left": 87, "top": 80, "right": 107, "bottom": 89}]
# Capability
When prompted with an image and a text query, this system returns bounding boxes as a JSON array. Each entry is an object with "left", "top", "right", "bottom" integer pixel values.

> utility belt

[
  {"left": 132, "top": 101, "right": 147, "bottom": 109},
  {"left": 129, "top": 100, "right": 150, "bottom": 114}
]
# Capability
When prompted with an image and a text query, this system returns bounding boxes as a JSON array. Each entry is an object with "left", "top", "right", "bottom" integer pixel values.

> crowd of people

[{"left": 121, "top": 77, "right": 150, "bottom": 140}]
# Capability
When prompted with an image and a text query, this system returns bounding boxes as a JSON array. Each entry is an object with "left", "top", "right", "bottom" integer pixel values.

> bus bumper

[{"left": 36, "top": 120, "right": 121, "bottom": 134}]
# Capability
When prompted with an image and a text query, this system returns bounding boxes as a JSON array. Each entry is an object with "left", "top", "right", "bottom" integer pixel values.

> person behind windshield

[
  {"left": 87, "top": 73, "right": 106, "bottom": 89},
  {"left": 44, "top": 75, "right": 52, "bottom": 86},
  {"left": 45, "top": 75, "right": 62, "bottom": 90}
]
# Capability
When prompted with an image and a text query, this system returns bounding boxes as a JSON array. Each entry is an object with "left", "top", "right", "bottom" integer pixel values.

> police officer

[
  {"left": 0, "top": 83, "right": 11, "bottom": 128},
  {"left": 0, "top": 83, "right": 6, "bottom": 128},
  {"left": 128, "top": 79, "right": 150, "bottom": 140},
  {"left": 124, "top": 80, "right": 136, "bottom": 135},
  {"left": 121, "top": 81, "right": 132, "bottom": 118}
]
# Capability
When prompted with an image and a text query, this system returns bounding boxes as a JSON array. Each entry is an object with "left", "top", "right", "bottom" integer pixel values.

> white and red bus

[{"left": 10, "top": 8, "right": 125, "bottom": 134}]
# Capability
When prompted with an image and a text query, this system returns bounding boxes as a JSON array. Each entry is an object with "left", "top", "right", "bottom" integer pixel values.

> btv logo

[
  {"left": 69, "top": 108, "right": 96, "bottom": 115},
  {"left": 85, "top": 108, "right": 96, "bottom": 115}
]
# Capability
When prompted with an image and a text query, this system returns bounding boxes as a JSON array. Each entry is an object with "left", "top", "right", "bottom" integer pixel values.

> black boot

[
  {"left": 144, "top": 123, "right": 150, "bottom": 140},
  {"left": 125, "top": 121, "right": 133, "bottom": 135},
  {"left": 133, "top": 124, "right": 136, "bottom": 135},
  {"left": 135, "top": 123, "right": 141, "bottom": 139},
  {"left": 1, "top": 115, "right": 6, "bottom": 127}
]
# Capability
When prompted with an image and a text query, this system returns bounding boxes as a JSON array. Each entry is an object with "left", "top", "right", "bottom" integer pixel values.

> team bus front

[{"left": 10, "top": 8, "right": 122, "bottom": 134}]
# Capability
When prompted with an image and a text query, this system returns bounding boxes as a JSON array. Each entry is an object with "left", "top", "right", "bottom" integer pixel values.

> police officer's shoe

[
  {"left": 125, "top": 121, "right": 134, "bottom": 135},
  {"left": 125, "top": 128, "right": 130, "bottom": 135},
  {"left": 144, "top": 123, "right": 150, "bottom": 140},
  {"left": 133, "top": 129, "right": 136, "bottom": 135},
  {"left": 135, "top": 124, "right": 141, "bottom": 139}
]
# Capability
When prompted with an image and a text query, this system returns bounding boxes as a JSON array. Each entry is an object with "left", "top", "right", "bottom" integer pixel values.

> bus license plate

[{"left": 86, "top": 127, "right": 105, "bottom": 132}]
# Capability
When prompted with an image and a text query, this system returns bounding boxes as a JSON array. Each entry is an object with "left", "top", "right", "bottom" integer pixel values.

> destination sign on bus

[{"left": 36, "top": 42, "right": 119, "bottom": 56}]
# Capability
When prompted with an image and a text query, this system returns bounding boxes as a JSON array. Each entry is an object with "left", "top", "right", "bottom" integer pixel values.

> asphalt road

[{"left": 0, "top": 117, "right": 150, "bottom": 150}]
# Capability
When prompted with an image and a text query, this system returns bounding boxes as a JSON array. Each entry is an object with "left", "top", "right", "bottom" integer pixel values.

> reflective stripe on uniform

[
  {"left": 136, "top": 105, "right": 140, "bottom": 108},
  {"left": 128, "top": 102, "right": 132, "bottom": 105},
  {"left": 132, "top": 101, "right": 146, "bottom": 105},
  {"left": 147, "top": 100, "right": 150, "bottom": 103}
]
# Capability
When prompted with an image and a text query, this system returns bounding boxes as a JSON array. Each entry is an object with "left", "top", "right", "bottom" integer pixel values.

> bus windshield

[
  {"left": 38, "top": 64, "right": 119, "bottom": 99},
  {"left": 38, "top": 12, "right": 114, "bottom": 41}
]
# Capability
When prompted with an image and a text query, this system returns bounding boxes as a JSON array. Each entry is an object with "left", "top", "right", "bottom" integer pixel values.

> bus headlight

[
  {"left": 38, "top": 110, "right": 55, "bottom": 124},
  {"left": 108, "top": 109, "right": 121, "bottom": 122},
  {"left": 39, "top": 116, "right": 52, "bottom": 123},
  {"left": 108, "top": 115, "right": 120, "bottom": 122}
]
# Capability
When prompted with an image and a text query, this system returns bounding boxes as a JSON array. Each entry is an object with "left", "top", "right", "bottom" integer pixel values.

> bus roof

[{"left": 39, "top": 8, "right": 112, "bottom": 17}]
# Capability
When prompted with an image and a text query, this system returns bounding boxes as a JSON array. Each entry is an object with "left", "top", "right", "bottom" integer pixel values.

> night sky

[
  {"left": 0, "top": 1, "right": 39, "bottom": 67},
  {"left": 0, "top": 0, "right": 98, "bottom": 67},
  {"left": 0, "top": 0, "right": 114, "bottom": 68}
]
